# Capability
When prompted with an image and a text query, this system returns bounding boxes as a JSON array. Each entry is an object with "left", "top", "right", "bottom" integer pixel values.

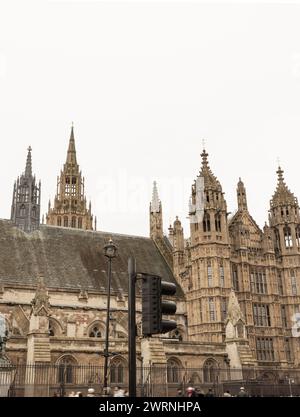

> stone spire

[
  {"left": 11, "top": 147, "right": 41, "bottom": 232},
  {"left": 270, "top": 166, "right": 298, "bottom": 209},
  {"left": 25, "top": 146, "right": 32, "bottom": 177},
  {"left": 150, "top": 181, "right": 161, "bottom": 213},
  {"left": 66, "top": 124, "right": 77, "bottom": 165},
  {"left": 226, "top": 289, "right": 245, "bottom": 326},
  {"left": 150, "top": 181, "right": 163, "bottom": 239},
  {"left": 237, "top": 178, "right": 248, "bottom": 211},
  {"left": 46, "top": 125, "right": 93, "bottom": 230},
  {"left": 199, "top": 149, "right": 222, "bottom": 191}
]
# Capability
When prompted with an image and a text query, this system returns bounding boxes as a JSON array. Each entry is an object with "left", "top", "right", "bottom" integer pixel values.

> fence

[{"left": 1, "top": 363, "right": 300, "bottom": 397}]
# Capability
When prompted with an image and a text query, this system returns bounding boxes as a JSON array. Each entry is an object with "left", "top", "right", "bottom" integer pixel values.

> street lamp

[{"left": 103, "top": 238, "right": 118, "bottom": 394}]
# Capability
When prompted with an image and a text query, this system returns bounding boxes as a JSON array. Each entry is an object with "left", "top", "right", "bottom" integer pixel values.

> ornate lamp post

[{"left": 103, "top": 238, "right": 118, "bottom": 394}]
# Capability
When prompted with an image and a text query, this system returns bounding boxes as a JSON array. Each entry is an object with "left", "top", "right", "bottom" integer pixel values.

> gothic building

[
  {"left": 161, "top": 149, "right": 300, "bottom": 369},
  {"left": 46, "top": 126, "right": 94, "bottom": 230},
  {"left": 0, "top": 135, "right": 300, "bottom": 396}
]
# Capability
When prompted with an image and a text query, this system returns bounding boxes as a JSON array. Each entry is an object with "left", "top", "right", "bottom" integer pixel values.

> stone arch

[
  {"left": 167, "top": 357, "right": 183, "bottom": 384},
  {"left": 48, "top": 317, "right": 64, "bottom": 336},
  {"left": 203, "top": 358, "right": 219, "bottom": 383},
  {"left": 56, "top": 354, "right": 78, "bottom": 384},
  {"left": 110, "top": 356, "right": 128, "bottom": 385},
  {"left": 86, "top": 320, "right": 106, "bottom": 338}
]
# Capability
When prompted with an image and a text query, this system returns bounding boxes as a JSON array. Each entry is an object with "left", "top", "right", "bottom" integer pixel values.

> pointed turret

[
  {"left": 11, "top": 147, "right": 41, "bottom": 232},
  {"left": 237, "top": 178, "right": 248, "bottom": 211},
  {"left": 66, "top": 124, "right": 77, "bottom": 165},
  {"left": 25, "top": 146, "right": 32, "bottom": 177},
  {"left": 190, "top": 147, "right": 228, "bottom": 245},
  {"left": 150, "top": 181, "right": 161, "bottom": 213},
  {"left": 269, "top": 165, "right": 300, "bottom": 254},
  {"left": 199, "top": 149, "right": 222, "bottom": 191},
  {"left": 270, "top": 166, "right": 298, "bottom": 209},
  {"left": 150, "top": 181, "right": 163, "bottom": 239}
]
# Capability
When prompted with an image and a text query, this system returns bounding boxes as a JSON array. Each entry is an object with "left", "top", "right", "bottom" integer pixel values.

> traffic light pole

[{"left": 128, "top": 257, "right": 137, "bottom": 397}]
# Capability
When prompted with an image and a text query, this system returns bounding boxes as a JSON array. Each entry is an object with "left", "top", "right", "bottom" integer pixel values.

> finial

[
  {"left": 28, "top": 145, "right": 32, "bottom": 153},
  {"left": 200, "top": 148, "right": 209, "bottom": 166},
  {"left": 277, "top": 166, "right": 284, "bottom": 182}
]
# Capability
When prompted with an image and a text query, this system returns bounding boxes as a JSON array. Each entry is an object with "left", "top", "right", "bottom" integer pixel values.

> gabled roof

[
  {"left": 0, "top": 220, "right": 184, "bottom": 297},
  {"left": 229, "top": 209, "right": 262, "bottom": 236}
]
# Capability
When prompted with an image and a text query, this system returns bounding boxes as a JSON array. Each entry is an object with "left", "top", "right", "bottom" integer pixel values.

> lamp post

[{"left": 103, "top": 238, "right": 118, "bottom": 394}]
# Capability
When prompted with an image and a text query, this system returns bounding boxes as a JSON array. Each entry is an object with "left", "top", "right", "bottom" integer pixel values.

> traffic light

[{"left": 141, "top": 274, "right": 177, "bottom": 337}]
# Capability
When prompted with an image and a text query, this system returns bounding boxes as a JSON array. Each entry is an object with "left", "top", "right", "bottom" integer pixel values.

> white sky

[{"left": 1, "top": 1, "right": 300, "bottom": 238}]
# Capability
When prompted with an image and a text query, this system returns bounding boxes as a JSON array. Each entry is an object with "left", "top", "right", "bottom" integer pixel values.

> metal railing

[{"left": 0, "top": 363, "right": 300, "bottom": 397}]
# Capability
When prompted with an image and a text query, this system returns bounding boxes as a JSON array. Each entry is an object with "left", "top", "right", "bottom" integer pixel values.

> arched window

[
  {"left": 71, "top": 217, "right": 76, "bottom": 228},
  {"left": 110, "top": 357, "right": 127, "bottom": 384},
  {"left": 215, "top": 213, "right": 221, "bottom": 233},
  {"left": 49, "top": 322, "right": 55, "bottom": 336},
  {"left": 167, "top": 359, "right": 182, "bottom": 383},
  {"left": 284, "top": 226, "right": 293, "bottom": 248},
  {"left": 203, "top": 359, "right": 219, "bottom": 383},
  {"left": 64, "top": 217, "right": 68, "bottom": 227},
  {"left": 78, "top": 217, "right": 82, "bottom": 229},
  {"left": 203, "top": 212, "right": 211, "bottom": 233},
  {"left": 296, "top": 226, "right": 300, "bottom": 248},
  {"left": 89, "top": 326, "right": 102, "bottom": 338},
  {"left": 57, "top": 355, "right": 77, "bottom": 384},
  {"left": 20, "top": 205, "right": 26, "bottom": 217},
  {"left": 57, "top": 217, "right": 61, "bottom": 226}
]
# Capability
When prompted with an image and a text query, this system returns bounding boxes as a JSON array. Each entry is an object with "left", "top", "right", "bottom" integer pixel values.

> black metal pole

[
  {"left": 128, "top": 257, "right": 136, "bottom": 397},
  {"left": 103, "top": 257, "right": 112, "bottom": 393}
]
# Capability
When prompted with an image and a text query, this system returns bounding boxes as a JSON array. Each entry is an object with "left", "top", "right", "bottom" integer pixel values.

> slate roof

[{"left": 0, "top": 220, "right": 184, "bottom": 297}]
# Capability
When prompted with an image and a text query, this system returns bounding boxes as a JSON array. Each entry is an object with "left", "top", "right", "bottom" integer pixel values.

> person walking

[
  {"left": 223, "top": 390, "right": 232, "bottom": 397},
  {"left": 205, "top": 388, "right": 215, "bottom": 397},
  {"left": 176, "top": 389, "right": 184, "bottom": 397},
  {"left": 237, "top": 387, "right": 248, "bottom": 397},
  {"left": 186, "top": 387, "right": 197, "bottom": 397}
]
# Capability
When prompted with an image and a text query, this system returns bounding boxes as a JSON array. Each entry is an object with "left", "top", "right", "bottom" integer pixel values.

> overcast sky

[{"left": 0, "top": 1, "right": 300, "bottom": 238}]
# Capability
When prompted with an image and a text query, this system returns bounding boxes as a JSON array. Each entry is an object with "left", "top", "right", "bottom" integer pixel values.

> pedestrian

[
  {"left": 75, "top": 391, "right": 83, "bottom": 397},
  {"left": 68, "top": 391, "right": 76, "bottom": 397},
  {"left": 87, "top": 388, "right": 96, "bottom": 397},
  {"left": 195, "top": 388, "right": 205, "bottom": 397},
  {"left": 223, "top": 390, "right": 232, "bottom": 397},
  {"left": 237, "top": 387, "right": 248, "bottom": 397},
  {"left": 205, "top": 388, "right": 214, "bottom": 397},
  {"left": 186, "top": 387, "right": 197, "bottom": 397},
  {"left": 114, "top": 386, "right": 125, "bottom": 397},
  {"left": 176, "top": 388, "right": 184, "bottom": 397}
]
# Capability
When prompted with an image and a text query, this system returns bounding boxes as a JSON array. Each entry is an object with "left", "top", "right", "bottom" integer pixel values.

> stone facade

[{"left": 1, "top": 138, "right": 300, "bottom": 396}]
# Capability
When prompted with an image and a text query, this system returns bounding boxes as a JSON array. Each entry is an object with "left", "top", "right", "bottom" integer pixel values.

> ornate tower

[
  {"left": 46, "top": 126, "right": 93, "bottom": 230},
  {"left": 269, "top": 166, "right": 300, "bottom": 256},
  {"left": 186, "top": 148, "right": 231, "bottom": 343},
  {"left": 268, "top": 166, "right": 300, "bottom": 366},
  {"left": 11, "top": 147, "right": 41, "bottom": 232}
]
